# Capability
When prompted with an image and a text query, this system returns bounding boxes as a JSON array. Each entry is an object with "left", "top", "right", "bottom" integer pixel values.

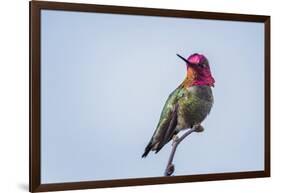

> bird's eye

[
  {"left": 199, "top": 63, "right": 205, "bottom": 68},
  {"left": 199, "top": 62, "right": 209, "bottom": 68}
]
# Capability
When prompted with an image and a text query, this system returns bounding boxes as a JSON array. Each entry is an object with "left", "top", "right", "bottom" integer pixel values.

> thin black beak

[{"left": 177, "top": 54, "right": 190, "bottom": 65}]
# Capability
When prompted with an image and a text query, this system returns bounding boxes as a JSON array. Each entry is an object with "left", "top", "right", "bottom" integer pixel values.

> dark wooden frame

[{"left": 30, "top": 0, "right": 270, "bottom": 192}]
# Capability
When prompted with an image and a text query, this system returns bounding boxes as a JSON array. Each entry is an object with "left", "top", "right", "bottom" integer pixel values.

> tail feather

[{"left": 142, "top": 140, "right": 153, "bottom": 158}]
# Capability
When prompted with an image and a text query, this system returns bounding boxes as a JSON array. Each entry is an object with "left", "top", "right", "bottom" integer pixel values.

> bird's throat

[{"left": 182, "top": 67, "right": 197, "bottom": 88}]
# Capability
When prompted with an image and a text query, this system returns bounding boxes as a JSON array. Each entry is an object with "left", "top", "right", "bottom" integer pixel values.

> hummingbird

[{"left": 142, "top": 53, "right": 215, "bottom": 158}]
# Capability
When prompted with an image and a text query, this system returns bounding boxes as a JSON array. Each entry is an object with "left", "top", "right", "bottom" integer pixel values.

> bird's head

[{"left": 177, "top": 53, "right": 215, "bottom": 87}]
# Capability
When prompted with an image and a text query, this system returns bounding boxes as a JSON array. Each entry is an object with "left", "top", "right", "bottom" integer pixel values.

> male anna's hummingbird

[{"left": 142, "top": 53, "right": 215, "bottom": 157}]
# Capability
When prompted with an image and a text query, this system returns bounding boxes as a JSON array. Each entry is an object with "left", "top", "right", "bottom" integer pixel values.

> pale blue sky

[{"left": 41, "top": 10, "right": 264, "bottom": 183}]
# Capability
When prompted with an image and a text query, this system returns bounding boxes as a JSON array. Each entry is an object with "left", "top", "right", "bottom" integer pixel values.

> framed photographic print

[{"left": 29, "top": 1, "right": 270, "bottom": 192}]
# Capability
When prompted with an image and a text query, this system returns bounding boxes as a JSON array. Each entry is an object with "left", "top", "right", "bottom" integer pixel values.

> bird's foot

[
  {"left": 194, "top": 125, "right": 204, "bottom": 132},
  {"left": 165, "top": 164, "right": 175, "bottom": 176}
]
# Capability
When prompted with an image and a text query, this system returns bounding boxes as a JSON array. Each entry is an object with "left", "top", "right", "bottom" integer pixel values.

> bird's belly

[{"left": 176, "top": 87, "right": 213, "bottom": 130}]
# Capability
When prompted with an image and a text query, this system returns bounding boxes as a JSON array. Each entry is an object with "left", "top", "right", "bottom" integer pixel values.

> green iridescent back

[{"left": 152, "top": 85, "right": 213, "bottom": 151}]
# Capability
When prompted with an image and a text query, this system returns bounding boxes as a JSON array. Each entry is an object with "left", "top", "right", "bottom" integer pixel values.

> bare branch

[{"left": 164, "top": 128, "right": 196, "bottom": 176}]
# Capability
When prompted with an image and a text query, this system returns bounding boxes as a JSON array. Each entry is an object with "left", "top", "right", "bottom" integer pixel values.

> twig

[{"left": 164, "top": 128, "right": 196, "bottom": 176}]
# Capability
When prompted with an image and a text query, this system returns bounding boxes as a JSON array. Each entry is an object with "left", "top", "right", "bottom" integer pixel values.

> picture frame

[{"left": 30, "top": 1, "right": 270, "bottom": 192}]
